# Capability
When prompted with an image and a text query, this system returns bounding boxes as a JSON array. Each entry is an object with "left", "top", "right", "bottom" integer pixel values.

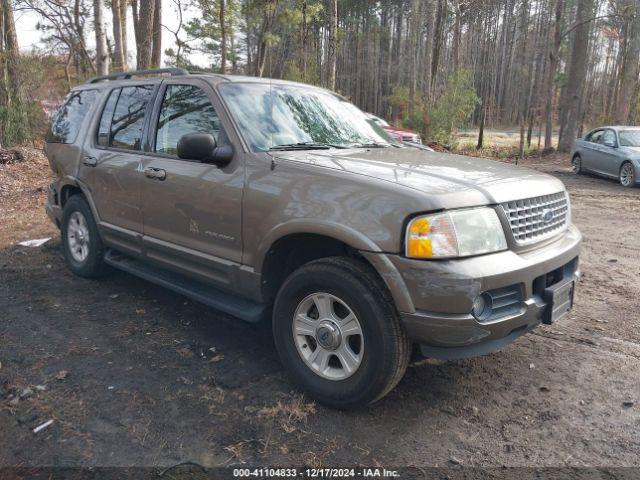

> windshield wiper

[
  {"left": 349, "top": 142, "right": 393, "bottom": 148},
  {"left": 269, "top": 142, "right": 348, "bottom": 151}
]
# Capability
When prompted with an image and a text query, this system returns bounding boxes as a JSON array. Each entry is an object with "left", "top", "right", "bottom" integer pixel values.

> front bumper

[{"left": 365, "top": 225, "right": 581, "bottom": 359}]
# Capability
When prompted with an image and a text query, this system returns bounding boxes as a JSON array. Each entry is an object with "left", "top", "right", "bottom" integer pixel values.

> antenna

[{"left": 268, "top": 38, "right": 274, "bottom": 151}]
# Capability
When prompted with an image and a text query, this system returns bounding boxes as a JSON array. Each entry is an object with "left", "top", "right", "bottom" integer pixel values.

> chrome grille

[{"left": 501, "top": 192, "right": 569, "bottom": 245}]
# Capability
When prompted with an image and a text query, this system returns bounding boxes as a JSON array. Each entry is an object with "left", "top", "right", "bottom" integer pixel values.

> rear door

[
  {"left": 139, "top": 79, "right": 244, "bottom": 287},
  {"left": 78, "top": 83, "right": 157, "bottom": 256}
]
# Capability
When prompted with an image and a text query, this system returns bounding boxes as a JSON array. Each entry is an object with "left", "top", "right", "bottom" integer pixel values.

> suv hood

[{"left": 273, "top": 147, "right": 566, "bottom": 207}]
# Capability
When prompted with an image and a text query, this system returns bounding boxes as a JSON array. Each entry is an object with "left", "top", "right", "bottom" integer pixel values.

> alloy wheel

[
  {"left": 292, "top": 292, "right": 364, "bottom": 380},
  {"left": 620, "top": 163, "right": 635, "bottom": 187},
  {"left": 67, "top": 211, "right": 90, "bottom": 262}
]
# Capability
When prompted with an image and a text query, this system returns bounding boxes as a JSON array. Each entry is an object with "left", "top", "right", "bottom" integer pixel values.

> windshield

[
  {"left": 370, "top": 115, "right": 390, "bottom": 127},
  {"left": 219, "top": 83, "right": 399, "bottom": 151},
  {"left": 618, "top": 130, "right": 640, "bottom": 147}
]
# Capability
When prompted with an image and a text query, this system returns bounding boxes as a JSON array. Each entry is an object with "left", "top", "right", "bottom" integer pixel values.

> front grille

[{"left": 501, "top": 192, "right": 569, "bottom": 245}]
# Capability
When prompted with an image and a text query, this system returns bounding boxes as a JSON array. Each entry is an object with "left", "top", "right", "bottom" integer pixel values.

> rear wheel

[
  {"left": 620, "top": 162, "right": 635, "bottom": 187},
  {"left": 272, "top": 257, "right": 410, "bottom": 409},
  {"left": 61, "top": 195, "right": 109, "bottom": 277},
  {"left": 571, "top": 154, "right": 582, "bottom": 174}
]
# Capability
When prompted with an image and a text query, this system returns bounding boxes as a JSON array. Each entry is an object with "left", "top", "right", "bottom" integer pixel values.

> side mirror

[{"left": 177, "top": 133, "right": 234, "bottom": 166}]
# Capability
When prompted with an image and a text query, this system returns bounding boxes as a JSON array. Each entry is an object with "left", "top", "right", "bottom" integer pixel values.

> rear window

[
  {"left": 46, "top": 89, "right": 99, "bottom": 144},
  {"left": 97, "top": 85, "right": 154, "bottom": 151}
]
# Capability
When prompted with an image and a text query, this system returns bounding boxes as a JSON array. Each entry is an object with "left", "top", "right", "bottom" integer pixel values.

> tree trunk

[
  {"left": 326, "top": 0, "right": 337, "bottom": 90},
  {"left": 255, "top": 0, "right": 277, "bottom": 77},
  {"left": 614, "top": 0, "right": 640, "bottom": 124},
  {"left": 477, "top": 103, "right": 485, "bottom": 149},
  {"left": 94, "top": 0, "right": 109, "bottom": 75},
  {"left": 544, "top": 0, "right": 563, "bottom": 150},
  {"left": 136, "top": 0, "right": 156, "bottom": 69},
  {"left": 1, "top": 0, "right": 20, "bottom": 96},
  {"left": 151, "top": 0, "right": 162, "bottom": 68},
  {"left": 422, "top": 0, "right": 435, "bottom": 97},
  {"left": 431, "top": 0, "right": 446, "bottom": 89},
  {"left": 557, "top": 0, "right": 594, "bottom": 152},
  {"left": 111, "top": 0, "right": 126, "bottom": 70},
  {"left": 219, "top": 0, "right": 227, "bottom": 73},
  {"left": 120, "top": 0, "right": 128, "bottom": 68}
]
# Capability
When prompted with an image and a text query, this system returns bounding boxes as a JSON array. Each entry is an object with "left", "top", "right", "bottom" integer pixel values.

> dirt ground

[{"left": 0, "top": 149, "right": 639, "bottom": 470}]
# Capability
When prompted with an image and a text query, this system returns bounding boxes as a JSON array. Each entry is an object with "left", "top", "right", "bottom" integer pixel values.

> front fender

[{"left": 254, "top": 219, "right": 383, "bottom": 272}]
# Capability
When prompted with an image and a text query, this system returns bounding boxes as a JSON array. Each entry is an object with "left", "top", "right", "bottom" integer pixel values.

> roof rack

[{"left": 86, "top": 67, "right": 189, "bottom": 84}]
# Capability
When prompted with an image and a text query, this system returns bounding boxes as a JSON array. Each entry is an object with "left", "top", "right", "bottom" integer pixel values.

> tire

[
  {"left": 61, "top": 195, "right": 109, "bottom": 277},
  {"left": 571, "top": 154, "right": 582, "bottom": 174},
  {"left": 272, "top": 257, "right": 410, "bottom": 409},
  {"left": 619, "top": 161, "right": 635, "bottom": 188}
]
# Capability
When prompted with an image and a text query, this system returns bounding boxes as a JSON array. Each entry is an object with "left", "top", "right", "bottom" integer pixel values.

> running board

[{"left": 104, "top": 250, "right": 269, "bottom": 323}]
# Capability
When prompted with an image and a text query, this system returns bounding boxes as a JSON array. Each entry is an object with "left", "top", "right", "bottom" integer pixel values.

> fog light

[{"left": 472, "top": 293, "right": 493, "bottom": 321}]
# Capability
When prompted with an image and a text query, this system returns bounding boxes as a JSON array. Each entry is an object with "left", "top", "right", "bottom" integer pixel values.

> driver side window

[
  {"left": 602, "top": 129, "right": 616, "bottom": 146},
  {"left": 155, "top": 84, "right": 221, "bottom": 156}
]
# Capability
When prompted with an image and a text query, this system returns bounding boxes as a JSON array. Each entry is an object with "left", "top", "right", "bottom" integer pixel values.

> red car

[{"left": 367, "top": 113, "right": 423, "bottom": 145}]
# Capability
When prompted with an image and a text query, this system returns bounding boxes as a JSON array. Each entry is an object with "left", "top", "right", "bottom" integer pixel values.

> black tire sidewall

[
  {"left": 572, "top": 155, "right": 581, "bottom": 174},
  {"left": 61, "top": 195, "right": 106, "bottom": 277},
  {"left": 273, "top": 259, "right": 403, "bottom": 408}
]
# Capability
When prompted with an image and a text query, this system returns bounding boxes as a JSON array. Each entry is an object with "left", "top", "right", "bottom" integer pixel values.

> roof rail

[{"left": 86, "top": 67, "right": 189, "bottom": 84}]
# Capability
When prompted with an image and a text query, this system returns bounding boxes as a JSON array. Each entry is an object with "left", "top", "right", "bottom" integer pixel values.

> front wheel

[
  {"left": 620, "top": 162, "right": 635, "bottom": 187},
  {"left": 272, "top": 257, "right": 410, "bottom": 409}
]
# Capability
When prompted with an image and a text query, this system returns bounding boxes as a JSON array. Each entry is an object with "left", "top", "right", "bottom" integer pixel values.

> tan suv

[{"left": 44, "top": 69, "right": 581, "bottom": 409}]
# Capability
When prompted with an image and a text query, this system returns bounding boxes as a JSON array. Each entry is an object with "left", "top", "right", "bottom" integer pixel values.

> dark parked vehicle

[
  {"left": 45, "top": 69, "right": 581, "bottom": 408},
  {"left": 571, "top": 126, "right": 640, "bottom": 187}
]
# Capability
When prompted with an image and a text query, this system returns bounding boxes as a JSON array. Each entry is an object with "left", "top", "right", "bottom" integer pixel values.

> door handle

[
  {"left": 144, "top": 167, "right": 166, "bottom": 180},
  {"left": 82, "top": 156, "right": 97, "bottom": 167}
]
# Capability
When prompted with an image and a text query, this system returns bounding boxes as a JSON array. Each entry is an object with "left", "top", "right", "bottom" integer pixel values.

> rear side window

[
  {"left": 46, "top": 89, "right": 98, "bottom": 144},
  {"left": 98, "top": 85, "right": 154, "bottom": 150},
  {"left": 154, "top": 84, "right": 221, "bottom": 155}
]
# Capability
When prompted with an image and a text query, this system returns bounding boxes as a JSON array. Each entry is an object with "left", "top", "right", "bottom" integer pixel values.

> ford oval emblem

[{"left": 542, "top": 209, "right": 554, "bottom": 223}]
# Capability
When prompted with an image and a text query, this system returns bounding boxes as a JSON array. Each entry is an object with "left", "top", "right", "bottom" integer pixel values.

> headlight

[{"left": 405, "top": 207, "right": 507, "bottom": 259}]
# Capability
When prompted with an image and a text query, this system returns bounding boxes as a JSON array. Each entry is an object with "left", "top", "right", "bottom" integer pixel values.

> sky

[{"left": 14, "top": 0, "right": 211, "bottom": 68}]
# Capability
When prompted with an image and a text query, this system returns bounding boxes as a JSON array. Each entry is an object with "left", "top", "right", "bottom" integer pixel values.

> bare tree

[
  {"left": 219, "top": 0, "right": 227, "bottom": 73},
  {"left": 614, "top": 0, "right": 640, "bottom": 123},
  {"left": 326, "top": 0, "right": 337, "bottom": 90},
  {"left": 544, "top": 0, "right": 563, "bottom": 149},
  {"left": 111, "top": 0, "right": 126, "bottom": 70},
  {"left": 1, "top": 0, "right": 21, "bottom": 96},
  {"left": 558, "top": 0, "right": 595, "bottom": 152},
  {"left": 94, "top": 0, "right": 109, "bottom": 75},
  {"left": 136, "top": 0, "right": 156, "bottom": 68},
  {"left": 151, "top": 0, "right": 162, "bottom": 67}
]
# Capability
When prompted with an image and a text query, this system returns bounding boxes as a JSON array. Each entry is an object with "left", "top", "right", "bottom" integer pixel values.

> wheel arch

[
  {"left": 58, "top": 177, "right": 102, "bottom": 223},
  {"left": 259, "top": 229, "right": 413, "bottom": 313}
]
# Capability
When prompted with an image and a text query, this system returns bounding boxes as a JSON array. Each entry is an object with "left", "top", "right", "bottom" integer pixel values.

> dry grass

[
  {"left": 258, "top": 394, "right": 316, "bottom": 434},
  {"left": 0, "top": 147, "right": 57, "bottom": 247}
]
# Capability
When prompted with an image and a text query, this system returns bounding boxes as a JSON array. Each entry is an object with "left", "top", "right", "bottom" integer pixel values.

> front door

[
  {"left": 78, "top": 83, "right": 157, "bottom": 256},
  {"left": 598, "top": 129, "right": 624, "bottom": 177},
  {"left": 581, "top": 129, "right": 603, "bottom": 171},
  {"left": 140, "top": 80, "right": 244, "bottom": 287}
]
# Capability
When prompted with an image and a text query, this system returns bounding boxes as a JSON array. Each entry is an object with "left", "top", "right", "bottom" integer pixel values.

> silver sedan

[{"left": 571, "top": 126, "right": 640, "bottom": 187}]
